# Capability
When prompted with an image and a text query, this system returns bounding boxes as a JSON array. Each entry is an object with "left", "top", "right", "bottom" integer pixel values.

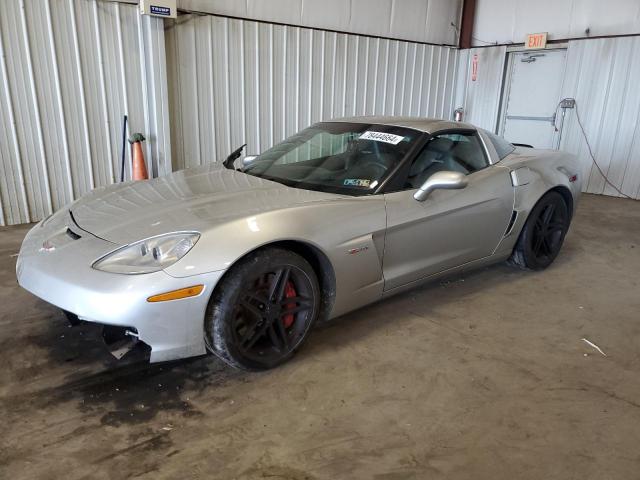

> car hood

[{"left": 71, "top": 164, "right": 342, "bottom": 244}]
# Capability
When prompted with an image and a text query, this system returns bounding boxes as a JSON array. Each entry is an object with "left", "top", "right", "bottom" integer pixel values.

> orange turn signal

[{"left": 147, "top": 285, "right": 204, "bottom": 303}]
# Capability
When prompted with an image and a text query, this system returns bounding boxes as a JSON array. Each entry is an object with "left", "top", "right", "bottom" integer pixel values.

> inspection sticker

[
  {"left": 359, "top": 131, "right": 405, "bottom": 145},
  {"left": 344, "top": 179, "right": 371, "bottom": 187}
]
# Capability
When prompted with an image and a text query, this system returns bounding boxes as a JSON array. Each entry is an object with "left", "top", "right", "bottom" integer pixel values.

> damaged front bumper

[
  {"left": 16, "top": 209, "right": 225, "bottom": 363},
  {"left": 63, "top": 310, "right": 141, "bottom": 359}
]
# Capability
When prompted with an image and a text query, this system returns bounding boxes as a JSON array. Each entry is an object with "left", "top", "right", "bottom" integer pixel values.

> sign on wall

[
  {"left": 140, "top": 0, "right": 177, "bottom": 19},
  {"left": 472, "top": 54, "right": 478, "bottom": 81},
  {"left": 525, "top": 32, "right": 548, "bottom": 50}
]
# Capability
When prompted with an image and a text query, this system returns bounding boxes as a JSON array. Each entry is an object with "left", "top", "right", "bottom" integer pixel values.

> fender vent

[{"left": 504, "top": 211, "right": 518, "bottom": 237}]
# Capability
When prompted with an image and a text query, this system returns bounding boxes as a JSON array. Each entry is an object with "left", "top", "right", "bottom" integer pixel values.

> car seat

[{"left": 407, "top": 137, "right": 465, "bottom": 188}]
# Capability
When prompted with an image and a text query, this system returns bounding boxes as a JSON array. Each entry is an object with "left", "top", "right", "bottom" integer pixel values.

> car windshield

[{"left": 243, "top": 122, "right": 421, "bottom": 195}]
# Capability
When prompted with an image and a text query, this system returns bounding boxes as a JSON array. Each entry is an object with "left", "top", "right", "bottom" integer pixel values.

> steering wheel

[{"left": 347, "top": 157, "right": 389, "bottom": 179}]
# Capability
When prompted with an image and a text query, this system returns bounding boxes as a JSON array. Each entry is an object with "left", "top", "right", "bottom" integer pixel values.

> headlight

[{"left": 93, "top": 232, "right": 200, "bottom": 274}]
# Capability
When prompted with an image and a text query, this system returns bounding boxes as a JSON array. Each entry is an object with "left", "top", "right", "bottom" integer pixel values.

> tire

[
  {"left": 204, "top": 248, "right": 320, "bottom": 371},
  {"left": 509, "top": 191, "right": 569, "bottom": 271}
]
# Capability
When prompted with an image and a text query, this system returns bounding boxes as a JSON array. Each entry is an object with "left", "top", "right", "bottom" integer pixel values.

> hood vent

[{"left": 65, "top": 227, "right": 81, "bottom": 240}]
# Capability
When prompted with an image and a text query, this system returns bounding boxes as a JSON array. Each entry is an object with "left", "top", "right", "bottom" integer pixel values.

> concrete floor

[{"left": 1, "top": 193, "right": 639, "bottom": 479}]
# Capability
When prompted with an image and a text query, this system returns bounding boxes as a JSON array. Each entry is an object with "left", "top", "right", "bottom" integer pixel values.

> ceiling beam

[{"left": 459, "top": 0, "right": 476, "bottom": 49}]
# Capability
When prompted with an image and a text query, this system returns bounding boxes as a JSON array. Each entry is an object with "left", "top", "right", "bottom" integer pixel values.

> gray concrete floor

[{"left": 1, "top": 193, "right": 639, "bottom": 479}]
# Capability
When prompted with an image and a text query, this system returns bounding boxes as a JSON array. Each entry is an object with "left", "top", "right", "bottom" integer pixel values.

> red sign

[
  {"left": 525, "top": 32, "right": 547, "bottom": 50},
  {"left": 471, "top": 54, "right": 478, "bottom": 81}
]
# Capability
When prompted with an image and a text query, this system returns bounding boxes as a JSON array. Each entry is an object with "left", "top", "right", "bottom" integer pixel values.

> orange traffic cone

[{"left": 129, "top": 133, "right": 148, "bottom": 181}]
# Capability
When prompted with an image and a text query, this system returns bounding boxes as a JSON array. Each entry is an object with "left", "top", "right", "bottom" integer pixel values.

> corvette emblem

[{"left": 347, "top": 246, "right": 369, "bottom": 255}]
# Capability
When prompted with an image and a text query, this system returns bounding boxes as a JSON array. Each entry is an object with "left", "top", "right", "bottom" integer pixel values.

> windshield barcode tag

[{"left": 359, "top": 131, "right": 405, "bottom": 145}]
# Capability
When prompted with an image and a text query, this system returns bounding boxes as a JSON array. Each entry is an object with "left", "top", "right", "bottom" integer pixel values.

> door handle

[{"left": 505, "top": 115, "right": 556, "bottom": 123}]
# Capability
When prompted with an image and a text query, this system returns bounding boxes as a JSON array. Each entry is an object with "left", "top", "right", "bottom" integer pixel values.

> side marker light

[{"left": 147, "top": 285, "right": 204, "bottom": 302}]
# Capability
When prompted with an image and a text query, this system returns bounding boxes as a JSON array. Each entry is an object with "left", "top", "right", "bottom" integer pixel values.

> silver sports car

[{"left": 17, "top": 117, "right": 581, "bottom": 370}]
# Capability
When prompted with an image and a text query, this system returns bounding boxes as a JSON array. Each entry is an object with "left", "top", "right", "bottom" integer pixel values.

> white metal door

[{"left": 500, "top": 50, "right": 567, "bottom": 149}]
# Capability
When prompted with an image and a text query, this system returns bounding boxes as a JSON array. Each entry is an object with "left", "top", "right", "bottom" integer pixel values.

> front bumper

[{"left": 16, "top": 211, "right": 225, "bottom": 363}]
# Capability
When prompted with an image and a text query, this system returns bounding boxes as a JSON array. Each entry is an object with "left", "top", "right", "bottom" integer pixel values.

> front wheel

[
  {"left": 509, "top": 191, "right": 569, "bottom": 270},
  {"left": 205, "top": 248, "right": 320, "bottom": 370}
]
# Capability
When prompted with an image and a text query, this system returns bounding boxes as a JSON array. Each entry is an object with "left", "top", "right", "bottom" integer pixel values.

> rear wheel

[
  {"left": 205, "top": 248, "right": 320, "bottom": 370},
  {"left": 509, "top": 191, "right": 569, "bottom": 270}
]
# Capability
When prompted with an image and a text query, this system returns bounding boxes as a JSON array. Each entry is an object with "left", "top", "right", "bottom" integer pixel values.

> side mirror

[
  {"left": 242, "top": 155, "right": 257, "bottom": 167},
  {"left": 413, "top": 171, "right": 468, "bottom": 202}
]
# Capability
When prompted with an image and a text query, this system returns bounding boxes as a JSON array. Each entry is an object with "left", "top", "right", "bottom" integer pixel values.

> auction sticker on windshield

[
  {"left": 344, "top": 179, "right": 371, "bottom": 187},
  {"left": 359, "top": 131, "right": 405, "bottom": 145}
]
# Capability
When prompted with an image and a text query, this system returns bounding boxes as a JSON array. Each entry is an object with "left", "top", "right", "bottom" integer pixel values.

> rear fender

[{"left": 493, "top": 151, "right": 580, "bottom": 256}]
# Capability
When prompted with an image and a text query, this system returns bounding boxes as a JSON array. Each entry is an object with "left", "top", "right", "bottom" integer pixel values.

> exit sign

[{"left": 525, "top": 32, "right": 548, "bottom": 50}]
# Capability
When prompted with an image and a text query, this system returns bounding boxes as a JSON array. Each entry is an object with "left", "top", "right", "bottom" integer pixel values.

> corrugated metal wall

[
  {"left": 178, "top": 0, "right": 463, "bottom": 46},
  {"left": 454, "top": 46, "right": 506, "bottom": 132},
  {"left": 559, "top": 37, "right": 640, "bottom": 199},
  {"left": 0, "top": 0, "right": 169, "bottom": 226},
  {"left": 166, "top": 14, "right": 460, "bottom": 171},
  {"left": 472, "top": 0, "right": 640, "bottom": 47},
  {"left": 455, "top": 38, "right": 640, "bottom": 200}
]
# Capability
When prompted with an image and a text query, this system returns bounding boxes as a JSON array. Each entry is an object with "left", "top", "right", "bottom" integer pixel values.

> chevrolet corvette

[{"left": 17, "top": 117, "right": 581, "bottom": 370}]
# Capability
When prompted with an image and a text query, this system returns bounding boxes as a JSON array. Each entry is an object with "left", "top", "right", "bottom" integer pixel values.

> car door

[{"left": 382, "top": 130, "right": 514, "bottom": 291}]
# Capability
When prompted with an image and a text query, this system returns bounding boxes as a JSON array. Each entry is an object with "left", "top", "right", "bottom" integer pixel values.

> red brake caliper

[{"left": 282, "top": 281, "right": 297, "bottom": 328}]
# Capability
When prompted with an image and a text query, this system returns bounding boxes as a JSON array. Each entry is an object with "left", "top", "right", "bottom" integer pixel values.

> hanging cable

[
  {"left": 561, "top": 100, "right": 635, "bottom": 200},
  {"left": 450, "top": 22, "right": 500, "bottom": 46}
]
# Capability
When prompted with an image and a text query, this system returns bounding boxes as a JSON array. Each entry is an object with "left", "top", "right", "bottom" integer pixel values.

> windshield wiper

[{"left": 223, "top": 143, "right": 247, "bottom": 170}]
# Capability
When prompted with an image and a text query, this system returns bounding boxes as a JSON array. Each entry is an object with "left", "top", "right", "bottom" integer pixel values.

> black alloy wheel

[
  {"left": 509, "top": 191, "right": 569, "bottom": 270},
  {"left": 205, "top": 248, "right": 320, "bottom": 370}
]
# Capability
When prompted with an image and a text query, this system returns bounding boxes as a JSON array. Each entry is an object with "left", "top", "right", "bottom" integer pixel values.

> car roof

[{"left": 330, "top": 116, "right": 477, "bottom": 134}]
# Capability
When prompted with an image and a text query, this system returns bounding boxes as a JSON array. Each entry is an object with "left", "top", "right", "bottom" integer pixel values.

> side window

[
  {"left": 404, "top": 132, "right": 489, "bottom": 189},
  {"left": 485, "top": 130, "right": 515, "bottom": 160}
]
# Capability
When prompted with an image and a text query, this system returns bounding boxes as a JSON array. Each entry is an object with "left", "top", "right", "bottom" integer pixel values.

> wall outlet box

[{"left": 140, "top": 0, "right": 177, "bottom": 19}]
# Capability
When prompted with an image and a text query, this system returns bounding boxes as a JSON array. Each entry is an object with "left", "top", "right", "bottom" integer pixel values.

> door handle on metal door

[{"left": 505, "top": 115, "right": 556, "bottom": 123}]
